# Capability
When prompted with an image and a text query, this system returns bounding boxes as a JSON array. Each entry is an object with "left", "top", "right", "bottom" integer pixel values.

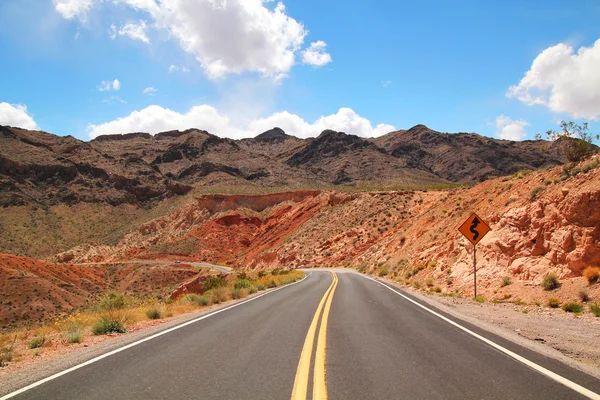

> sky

[{"left": 0, "top": 0, "right": 599, "bottom": 142}]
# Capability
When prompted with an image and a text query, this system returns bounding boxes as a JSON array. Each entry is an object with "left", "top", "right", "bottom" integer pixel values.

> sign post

[{"left": 458, "top": 213, "right": 490, "bottom": 299}]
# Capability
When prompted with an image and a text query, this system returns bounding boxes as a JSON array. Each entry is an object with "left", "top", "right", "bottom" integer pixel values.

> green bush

[
  {"left": 590, "top": 302, "right": 600, "bottom": 317},
  {"left": 474, "top": 295, "right": 486, "bottom": 303},
  {"left": 28, "top": 336, "right": 45, "bottom": 349},
  {"left": 65, "top": 330, "right": 83, "bottom": 344},
  {"left": 501, "top": 276, "right": 511, "bottom": 287},
  {"left": 258, "top": 271, "right": 267, "bottom": 278},
  {"left": 145, "top": 307, "right": 164, "bottom": 320},
  {"left": 257, "top": 284, "right": 265, "bottom": 291},
  {"left": 97, "top": 291, "right": 127, "bottom": 311},
  {"left": 562, "top": 302, "right": 584, "bottom": 313},
  {"left": 267, "top": 279, "right": 278, "bottom": 288},
  {"left": 427, "top": 260, "right": 437, "bottom": 268},
  {"left": 234, "top": 279, "right": 251, "bottom": 289},
  {"left": 547, "top": 298, "right": 561, "bottom": 308},
  {"left": 378, "top": 266, "right": 389, "bottom": 277},
  {"left": 181, "top": 294, "right": 209, "bottom": 306},
  {"left": 542, "top": 274, "right": 560, "bottom": 291},
  {"left": 92, "top": 319, "right": 127, "bottom": 335},
  {"left": 236, "top": 271, "right": 247, "bottom": 280},
  {"left": 203, "top": 276, "right": 225, "bottom": 291}
]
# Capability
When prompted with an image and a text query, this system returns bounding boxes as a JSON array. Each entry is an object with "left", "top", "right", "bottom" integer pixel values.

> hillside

[{"left": 57, "top": 157, "right": 600, "bottom": 304}]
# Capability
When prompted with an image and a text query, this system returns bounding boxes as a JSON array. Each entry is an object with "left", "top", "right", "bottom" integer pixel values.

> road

[
  {"left": 3, "top": 271, "right": 600, "bottom": 400},
  {"left": 75, "top": 261, "right": 233, "bottom": 274}
]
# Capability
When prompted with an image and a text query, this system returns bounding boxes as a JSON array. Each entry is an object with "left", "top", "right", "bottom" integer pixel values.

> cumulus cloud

[
  {"left": 54, "top": 0, "right": 329, "bottom": 79},
  {"left": 507, "top": 39, "right": 600, "bottom": 120},
  {"left": 98, "top": 79, "right": 120, "bottom": 91},
  {"left": 302, "top": 41, "right": 332, "bottom": 67},
  {"left": 53, "top": 0, "right": 95, "bottom": 22},
  {"left": 0, "top": 103, "right": 40, "bottom": 130},
  {"left": 142, "top": 87, "right": 157, "bottom": 96},
  {"left": 87, "top": 105, "right": 395, "bottom": 139},
  {"left": 495, "top": 115, "right": 529, "bottom": 141},
  {"left": 118, "top": 20, "right": 150, "bottom": 43}
]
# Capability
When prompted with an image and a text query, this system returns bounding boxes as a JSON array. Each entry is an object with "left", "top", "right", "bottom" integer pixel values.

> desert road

[{"left": 2, "top": 271, "right": 600, "bottom": 400}]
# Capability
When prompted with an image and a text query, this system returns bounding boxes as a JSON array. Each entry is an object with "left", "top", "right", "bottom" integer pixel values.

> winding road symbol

[{"left": 459, "top": 213, "right": 490, "bottom": 245}]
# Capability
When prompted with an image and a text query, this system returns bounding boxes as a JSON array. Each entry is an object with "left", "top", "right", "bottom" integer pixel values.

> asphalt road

[{"left": 3, "top": 271, "right": 600, "bottom": 400}]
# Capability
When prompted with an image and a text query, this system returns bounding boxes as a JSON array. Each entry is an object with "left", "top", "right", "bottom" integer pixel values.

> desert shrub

[
  {"left": 28, "top": 336, "right": 46, "bottom": 349},
  {"left": 267, "top": 279, "right": 278, "bottom": 288},
  {"left": 97, "top": 291, "right": 127, "bottom": 311},
  {"left": 530, "top": 185, "right": 546, "bottom": 200},
  {"left": 249, "top": 286, "right": 257, "bottom": 294},
  {"left": 427, "top": 260, "right": 437, "bottom": 268},
  {"left": 425, "top": 277, "right": 434, "bottom": 287},
  {"left": 501, "top": 276, "right": 511, "bottom": 287},
  {"left": 203, "top": 276, "right": 225, "bottom": 291},
  {"left": 542, "top": 274, "right": 560, "bottom": 291},
  {"left": 579, "top": 290, "right": 590, "bottom": 302},
  {"left": 145, "top": 307, "right": 165, "bottom": 320},
  {"left": 513, "top": 299, "right": 526, "bottom": 306},
  {"left": 378, "top": 266, "right": 389, "bottom": 277},
  {"left": 547, "top": 298, "right": 561, "bottom": 308},
  {"left": 474, "top": 296, "right": 486, "bottom": 303},
  {"left": 234, "top": 279, "right": 251, "bottom": 289},
  {"left": 231, "top": 288, "right": 242, "bottom": 299},
  {"left": 236, "top": 271, "right": 247, "bottom": 280},
  {"left": 65, "top": 330, "right": 83, "bottom": 344},
  {"left": 583, "top": 267, "right": 600, "bottom": 284},
  {"left": 257, "top": 271, "right": 267, "bottom": 278},
  {"left": 181, "top": 293, "right": 203, "bottom": 305},
  {"left": 92, "top": 310, "right": 131, "bottom": 335},
  {"left": 0, "top": 334, "right": 16, "bottom": 367},
  {"left": 210, "top": 287, "right": 231, "bottom": 304},
  {"left": 433, "top": 286, "right": 442, "bottom": 293},
  {"left": 92, "top": 319, "right": 126, "bottom": 335},
  {"left": 590, "top": 302, "right": 600, "bottom": 317},
  {"left": 257, "top": 284, "right": 265, "bottom": 291},
  {"left": 562, "top": 302, "right": 584, "bottom": 313}
]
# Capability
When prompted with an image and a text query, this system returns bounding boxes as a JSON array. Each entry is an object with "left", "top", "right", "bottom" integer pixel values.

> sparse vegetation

[
  {"left": 28, "top": 336, "right": 46, "bottom": 349},
  {"left": 579, "top": 290, "right": 590, "bottom": 303},
  {"left": 0, "top": 334, "right": 17, "bottom": 367},
  {"left": 583, "top": 267, "right": 600, "bottom": 284},
  {"left": 537, "top": 121, "right": 599, "bottom": 162},
  {"left": 474, "top": 295, "right": 486, "bottom": 303},
  {"left": 378, "top": 266, "right": 389, "bottom": 277},
  {"left": 97, "top": 291, "right": 127, "bottom": 311},
  {"left": 562, "top": 302, "right": 584, "bottom": 313},
  {"left": 590, "top": 302, "right": 600, "bottom": 317},
  {"left": 92, "top": 318, "right": 127, "bottom": 335},
  {"left": 547, "top": 298, "right": 561, "bottom": 308},
  {"left": 203, "top": 276, "right": 226, "bottom": 291},
  {"left": 542, "top": 274, "right": 560, "bottom": 291},
  {"left": 530, "top": 185, "right": 546, "bottom": 200},
  {"left": 145, "top": 306, "right": 165, "bottom": 320},
  {"left": 501, "top": 276, "right": 511, "bottom": 287}
]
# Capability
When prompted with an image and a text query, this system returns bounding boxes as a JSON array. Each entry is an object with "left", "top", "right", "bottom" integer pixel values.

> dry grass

[{"left": 583, "top": 267, "right": 600, "bottom": 284}]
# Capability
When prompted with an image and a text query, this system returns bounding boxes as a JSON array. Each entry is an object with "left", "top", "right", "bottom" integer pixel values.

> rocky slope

[{"left": 58, "top": 157, "right": 600, "bottom": 304}]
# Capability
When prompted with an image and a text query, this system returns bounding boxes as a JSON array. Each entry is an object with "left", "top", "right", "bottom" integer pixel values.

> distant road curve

[{"left": 75, "top": 260, "right": 233, "bottom": 274}]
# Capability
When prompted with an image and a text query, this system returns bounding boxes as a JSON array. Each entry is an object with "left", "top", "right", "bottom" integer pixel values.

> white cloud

[
  {"left": 98, "top": 79, "right": 120, "bottom": 91},
  {"left": 382, "top": 80, "right": 392, "bottom": 88},
  {"left": 108, "top": 24, "right": 116, "bottom": 39},
  {"left": 54, "top": 0, "right": 329, "bottom": 80},
  {"left": 87, "top": 105, "right": 395, "bottom": 140},
  {"left": 495, "top": 115, "right": 529, "bottom": 141},
  {"left": 143, "top": 87, "right": 157, "bottom": 96},
  {"left": 168, "top": 65, "right": 189, "bottom": 73},
  {"left": 507, "top": 38, "right": 600, "bottom": 120},
  {"left": 302, "top": 41, "right": 332, "bottom": 67},
  {"left": 118, "top": 20, "right": 150, "bottom": 43},
  {"left": 53, "top": 0, "right": 95, "bottom": 22},
  {"left": 0, "top": 103, "right": 40, "bottom": 130}
]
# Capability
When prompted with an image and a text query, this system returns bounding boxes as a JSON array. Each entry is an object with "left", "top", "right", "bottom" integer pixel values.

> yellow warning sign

[{"left": 458, "top": 213, "right": 491, "bottom": 246}]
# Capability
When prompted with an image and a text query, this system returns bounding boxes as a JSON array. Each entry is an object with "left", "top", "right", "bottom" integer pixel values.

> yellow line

[
  {"left": 290, "top": 272, "right": 337, "bottom": 400},
  {"left": 313, "top": 272, "right": 338, "bottom": 400}
]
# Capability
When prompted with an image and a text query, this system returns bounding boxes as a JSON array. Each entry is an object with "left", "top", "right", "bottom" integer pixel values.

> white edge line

[
  {"left": 1, "top": 271, "right": 312, "bottom": 400},
  {"left": 361, "top": 274, "right": 600, "bottom": 400}
]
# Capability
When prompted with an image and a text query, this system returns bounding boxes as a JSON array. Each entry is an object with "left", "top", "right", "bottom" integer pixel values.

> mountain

[{"left": 371, "top": 124, "right": 567, "bottom": 182}]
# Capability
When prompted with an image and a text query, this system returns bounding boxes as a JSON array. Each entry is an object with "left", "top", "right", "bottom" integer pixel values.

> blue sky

[{"left": 0, "top": 0, "right": 599, "bottom": 141}]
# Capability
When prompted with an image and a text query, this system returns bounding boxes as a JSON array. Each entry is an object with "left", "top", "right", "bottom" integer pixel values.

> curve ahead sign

[{"left": 459, "top": 213, "right": 491, "bottom": 246}]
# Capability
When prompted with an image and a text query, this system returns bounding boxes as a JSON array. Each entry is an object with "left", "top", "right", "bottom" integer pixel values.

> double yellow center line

[{"left": 291, "top": 272, "right": 338, "bottom": 400}]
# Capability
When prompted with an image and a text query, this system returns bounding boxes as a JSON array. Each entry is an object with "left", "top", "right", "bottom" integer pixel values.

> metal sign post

[{"left": 458, "top": 213, "right": 490, "bottom": 299}]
